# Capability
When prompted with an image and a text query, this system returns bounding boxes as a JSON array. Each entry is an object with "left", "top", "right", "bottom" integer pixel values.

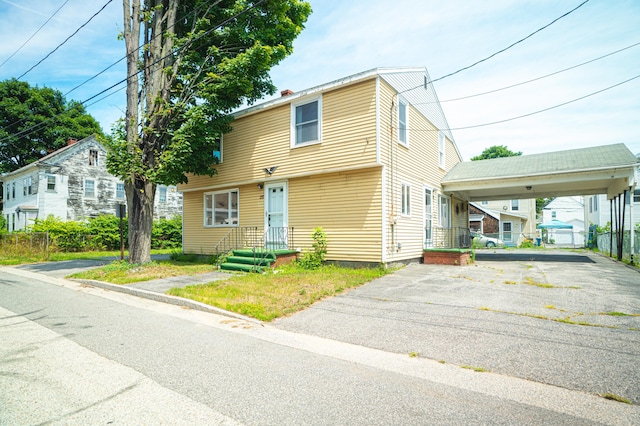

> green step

[
  {"left": 220, "top": 262, "right": 265, "bottom": 273},
  {"left": 232, "top": 249, "right": 277, "bottom": 261},
  {"left": 225, "top": 255, "right": 272, "bottom": 267}
]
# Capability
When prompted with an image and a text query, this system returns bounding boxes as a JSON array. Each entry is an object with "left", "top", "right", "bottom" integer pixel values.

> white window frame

[
  {"left": 401, "top": 183, "right": 411, "bottom": 216},
  {"left": 204, "top": 189, "right": 239, "bottom": 228},
  {"left": 502, "top": 221, "right": 513, "bottom": 243},
  {"left": 159, "top": 186, "right": 167, "bottom": 203},
  {"left": 89, "top": 149, "right": 99, "bottom": 166},
  {"left": 291, "top": 95, "right": 322, "bottom": 148},
  {"left": 438, "top": 132, "right": 446, "bottom": 169},
  {"left": 438, "top": 194, "right": 451, "bottom": 228},
  {"left": 398, "top": 97, "right": 409, "bottom": 146},
  {"left": 116, "top": 183, "right": 125, "bottom": 200},
  {"left": 84, "top": 178, "right": 95, "bottom": 198},
  {"left": 511, "top": 199, "right": 519, "bottom": 211},
  {"left": 46, "top": 175, "right": 56, "bottom": 192}
]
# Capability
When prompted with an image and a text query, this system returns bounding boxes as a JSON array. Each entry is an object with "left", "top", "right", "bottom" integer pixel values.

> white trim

[
  {"left": 398, "top": 96, "right": 409, "bottom": 147},
  {"left": 375, "top": 76, "right": 381, "bottom": 164},
  {"left": 203, "top": 188, "right": 239, "bottom": 228},
  {"left": 84, "top": 178, "right": 96, "bottom": 199},
  {"left": 502, "top": 221, "right": 514, "bottom": 243},
  {"left": 264, "top": 181, "right": 288, "bottom": 233},
  {"left": 438, "top": 131, "right": 446, "bottom": 169},
  {"left": 290, "top": 95, "right": 322, "bottom": 148},
  {"left": 423, "top": 185, "right": 434, "bottom": 248},
  {"left": 438, "top": 194, "right": 451, "bottom": 228},
  {"left": 381, "top": 165, "right": 387, "bottom": 263}
]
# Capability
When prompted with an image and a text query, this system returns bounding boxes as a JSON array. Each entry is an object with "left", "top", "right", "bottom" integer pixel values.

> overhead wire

[
  {"left": 414, "top": 41, "right": 640, "bottom": 105},
  {"left": 0, "top": 0, "right": 267, "bottom": 146},
  {"left": 16, "top": 0, "right": 114, "bottom": 80},
  {"left": 399, "top": 0, "right": 591, "bottom": 95},
  {"left": 0, "top": 0, "right": 71, "bottom": 69}
]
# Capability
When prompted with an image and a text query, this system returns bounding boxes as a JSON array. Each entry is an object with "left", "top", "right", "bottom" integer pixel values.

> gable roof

[
  {"left": 233, "top": 67, "right": 459, "bottom": 157},
  {"left": 1, "top": 135, "right": 101, "bottom": 180}
]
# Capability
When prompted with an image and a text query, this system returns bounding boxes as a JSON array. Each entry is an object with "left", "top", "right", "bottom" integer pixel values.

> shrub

[
  {"left": 87, "top": 214, "right": 127, "bottom": 250},
  {"left": 152, "top": 216, "right": 182, "bottom": 249},
  {"left": 31, "top": 215, "right": 89, "bottom": 252},
  {"left": 297, "top": 227, "right": 327, "bottom": 270}
]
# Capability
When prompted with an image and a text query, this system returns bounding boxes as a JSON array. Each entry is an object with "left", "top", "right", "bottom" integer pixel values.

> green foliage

[
  {"left": 297, "top": 227, "right": 328, "bottom": 270},
  {"left": 0, "top": 79, "right": 103, "bottom": 173},
  {"left": 596, "top": 221, "right": 611, "bottom": 233},
  {"left": 519, "top": 239, "right": 536, "bottom": 249},
  {"left": 152, "top": 216, "right": 182, "bottom": 249},
  {"left": 27, "top": 214, "right": 181, "bottom": 252},
  {"left": 0, "top": 215, "right": 7, "bottom": 235},
  {"left": 470, "top": 145, "right": 522, "bottom": 161}
]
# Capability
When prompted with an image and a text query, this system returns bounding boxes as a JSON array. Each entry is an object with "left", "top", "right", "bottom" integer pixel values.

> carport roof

[{"left": 442, "top": 144, "right": 638, "bottom": 201}]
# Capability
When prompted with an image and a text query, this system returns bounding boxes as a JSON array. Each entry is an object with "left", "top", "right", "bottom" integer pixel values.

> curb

[{"left": 72, "top": 278, "right": 264, "bottom": 326}]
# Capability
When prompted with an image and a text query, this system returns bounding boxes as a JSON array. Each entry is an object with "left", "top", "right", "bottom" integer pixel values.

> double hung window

[
  {"left": 204, "top": 190, "right": 238, "bottom": 227},
  {"left": 292, "top": 97, "right": 321, "bottom": 146}
]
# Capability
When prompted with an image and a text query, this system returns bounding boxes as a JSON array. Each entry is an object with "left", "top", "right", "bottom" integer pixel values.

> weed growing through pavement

[
  {"left": 409, "top": 351, "right": 419, "bottom": 358},
  {"left": 600, "top": 393, "right": 632, "bottom": 404},
  {"left": 461, "top": 365, "right": 489, "bottom": 372}
]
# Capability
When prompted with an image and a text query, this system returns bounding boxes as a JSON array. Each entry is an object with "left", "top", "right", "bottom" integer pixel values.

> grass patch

[
  {"left": 0, "top": 248, "right": 175, "bottom": 265},
  {"left": 461, "top": 365, "right": 489, "bottom": 372},
  {"left": 69, "top": 258, "right": 214, "bottom": 284},
  {"left": 601, "top": 311, "right": 638, "bottom": 317},
  {"left": 167, "top": 264, "right": 389, "bottom": 321},
  {"left": 438, "top": 359, "right": 446, "bottom": 364},
  {"left": 409, "top": 351, "right": 419, "bottom": 358},
  {"left": 600, "top": 393, "right": 632, "bottom": 404},
  {"left": 522, "top": 276, "right": 555, "bottom": 288}
]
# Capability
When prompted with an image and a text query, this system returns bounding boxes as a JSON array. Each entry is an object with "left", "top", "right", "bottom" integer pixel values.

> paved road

[
  {"left": 275, "top": 250, "right": 640, "bottom": 406},
  {"left": 2, "top": 262, "right": 638, "bottom": 424}
]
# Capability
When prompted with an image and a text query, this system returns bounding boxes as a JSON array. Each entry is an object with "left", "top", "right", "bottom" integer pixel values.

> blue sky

[{"left": 0, "top": 0, "right": 638, "bottom": 160}]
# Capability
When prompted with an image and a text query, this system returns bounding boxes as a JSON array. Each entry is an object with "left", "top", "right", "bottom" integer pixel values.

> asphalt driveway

[{"left": 274, "top": 250, "right": 640, "bottom": 404}]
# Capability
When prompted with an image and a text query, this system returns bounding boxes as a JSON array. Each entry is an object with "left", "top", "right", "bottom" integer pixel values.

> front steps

[{"left": 220, "top": 249, "right": 277, "bottom": 273}]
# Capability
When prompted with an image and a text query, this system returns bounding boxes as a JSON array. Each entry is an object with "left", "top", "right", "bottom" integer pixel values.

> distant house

[
  {"left": 1, "top": 135, "right": 182, "bottom": 231},
  {"left": 469, "top": 199, "right": 536, "bottom": 247},
  {"left": 178, "top": 67, "right": 466, "bottom": 265},
  {"left": 542, "top": 196, "right": 585, "bottom": 246}
]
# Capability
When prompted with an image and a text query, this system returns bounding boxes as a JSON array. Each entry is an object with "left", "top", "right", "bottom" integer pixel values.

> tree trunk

[{"left": 126, "top": 178, "right": 155, "bottom": 264}]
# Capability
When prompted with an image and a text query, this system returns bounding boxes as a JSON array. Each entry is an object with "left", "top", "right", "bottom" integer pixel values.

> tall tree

[
  {"left": 110, "top": 0, "right": 310, "bottom": 263},
  {"left": 0, "top": 79, "right": 103, "bottom": 173},
  {"left": 470, "top": 145, "right": 522, "bottom": 161}
]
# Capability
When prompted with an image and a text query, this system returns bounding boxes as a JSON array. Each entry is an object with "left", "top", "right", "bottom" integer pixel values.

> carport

[{"left": 441, "top": 144, "right": 638, "bottom": 261}]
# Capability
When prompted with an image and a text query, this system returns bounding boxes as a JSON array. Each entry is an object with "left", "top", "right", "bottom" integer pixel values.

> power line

[
  {"left": 399, "top": 0, "right": 591, "bottom": 95},
  {"left": 0, "top": 0, "right": 71, "bottom": 69},
  {"left": 405, "top": 73, "right": 640, "bottom": 132},
  {"left": 17, "top": 0, "right": 114, "bottom": 80},
  {"left": 0, "top": 0, "right": 267, "bottom": 146},
  {"left": 415, "top": 41, "right": 640, "bottom": 105}
]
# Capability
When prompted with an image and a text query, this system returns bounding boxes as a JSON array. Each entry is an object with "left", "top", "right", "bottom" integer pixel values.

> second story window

[
  {"left": 47, "top": 175, "right": 56, "bottom": 191},
  {"left": 85, "top": 179, "right": 95, "bottom": 198},
  {"left": 89, "top": 150, "right": 99, "bottom": 166},
  {"left": 212, "top": 135, "right": 222, "bottom": 163},
  {"left": 12, "top": 182, "right": 15, "bottom": 199},
  {"left": 398, "top": 98, "right": 408, "bottom": 146},
  {"left": 511, "top": 199, "right": 519, "bottom": 211},
  {"left": 552, "top": 211, "right": 557, "bottom": 219},
  {"left": 438, "top": 132, "right": 446, "bottom": 169},
  {"left": 292, "top": 96, "right": 321, "bottom": 147}
]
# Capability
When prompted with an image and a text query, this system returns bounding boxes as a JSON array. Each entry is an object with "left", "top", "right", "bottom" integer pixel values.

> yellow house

[{"left": 179, "top": 67, "right": 466, "bottom": 267}]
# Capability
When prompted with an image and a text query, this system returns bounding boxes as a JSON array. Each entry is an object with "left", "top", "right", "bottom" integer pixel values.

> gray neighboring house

[{"left": 1, "top": 135, "right": 182, "bottom": 232}]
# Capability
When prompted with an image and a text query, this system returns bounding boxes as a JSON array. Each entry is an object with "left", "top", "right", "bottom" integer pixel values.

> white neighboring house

[
  {"left": 542, "top": 196, "right": 585, "bottom": 246},
  {"left": 1, "top": 135, "right": 182, "bottom": 232},
  {"left": 469, "top": 198, "right": 536, "bottom": 247}
]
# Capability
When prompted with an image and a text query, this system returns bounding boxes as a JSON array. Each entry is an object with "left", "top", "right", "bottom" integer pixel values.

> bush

[
  {"left": 0, "top": 215, "right": 7, "bottom": 235},
  {"left": 296, "top": 227, "right": 327, "bottom": 270},
  {"left": 152, "top": 216, "right": 182, "bottom": 249},
  {"left": 31, "top": 215, "right": 90, "bottom": 252},
  {"left": 87, "top": 214, "right": 127, "bottom": 250}
]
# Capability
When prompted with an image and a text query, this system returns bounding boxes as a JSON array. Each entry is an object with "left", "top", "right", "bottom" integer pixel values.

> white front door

[
  {"left": 502, "top": 221, "right": 513, "bottom": 243},
  {"left": 265, "top": 182, "right": 287, "bottom": 248}
]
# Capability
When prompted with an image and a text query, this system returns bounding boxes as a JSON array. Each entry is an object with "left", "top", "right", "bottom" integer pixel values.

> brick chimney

[
  {"left": 67, "top": 138, "right": 78, "bottom": 146},
  {"left": 280, "top": 89, "right": 294, "bottom": 97}
]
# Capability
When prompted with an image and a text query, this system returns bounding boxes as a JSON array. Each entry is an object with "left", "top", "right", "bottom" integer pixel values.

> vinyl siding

[
  {"left": 180, "top": 79, "right": 378, "bottom": 192},
  {"left": 377, "top": 80, "right": 463, "bottom": 262},
  {"left": 182, "top": 168, "right": 383, "bottom": 262}
]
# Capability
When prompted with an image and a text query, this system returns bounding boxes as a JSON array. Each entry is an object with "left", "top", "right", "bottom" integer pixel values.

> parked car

[{"left": 471, "top": 231, "right": 503, "bottom": 248}]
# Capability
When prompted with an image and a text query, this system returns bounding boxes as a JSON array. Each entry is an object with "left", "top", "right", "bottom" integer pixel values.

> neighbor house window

[
  {"left": 84, "top": 179, "right": 95, "bottom": 198},
  {"left": 401, "top": 183, "right": 411, "bottom": 215},
  {"left": 552, "top": 211, "right": 557, "bottom": 219},
  {"left": 594, "top": 195, "right": 599, "bottom": 211},
  {"left": 46, "top": 175, "right": 56, "bottom": 191},
  {"left": 116, "top": 183, "right": 125, "bottom": 199},
  {"left": 634, "top": 189, "right": 640, "bottom": 203},
  {"left": 89, "top": 149, "right": 99, "bottom": 166},
  {"left": 398, "top": 98, "right": 408, "bottom": 146},
  {"left": 438, "top": 132, "right": 446, "bottom": 168},
  {"left": 159, "top": 186, "right": 167, "bottom": 203},
  {"left": 291, "top": 96, "right": 321, "bottom": 146},
  {"left": 204, "top": 190, "right": 239, "bottom": 227},
  {"left": 481, "top": 200, "right": 488, "bottom": 205},
  {"left": 511, "top": 199, "right": 519, "bottom": 211},
  {"left": 439, "top": 195, "right": 450, "bottom": 228},
  {"left": 12, "top": 182, "right": 15, "bottom": 199},
  {"left": 23, "top": 178, "right": 28, "bottom": 196}
]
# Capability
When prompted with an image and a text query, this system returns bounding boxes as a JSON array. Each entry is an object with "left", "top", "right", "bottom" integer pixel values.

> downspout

[
  {"left": 630, "top": 186, "right": 635, "bottom": 264},
  {"left": 389, "top": 97, "right": 395, "bottom": 255}
]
